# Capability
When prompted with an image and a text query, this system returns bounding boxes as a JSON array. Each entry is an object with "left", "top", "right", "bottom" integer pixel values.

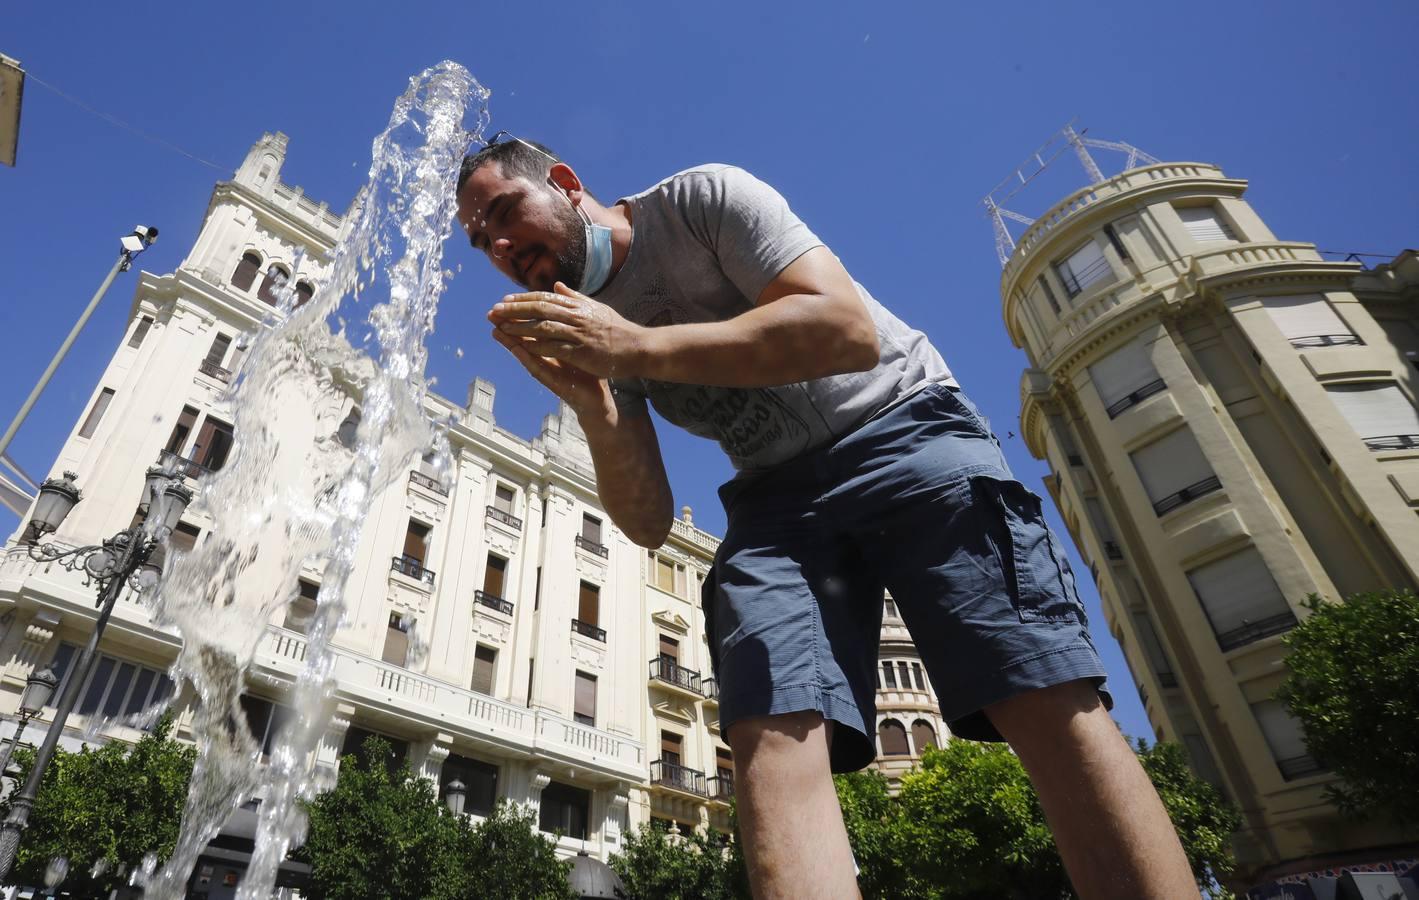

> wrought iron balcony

[
  {"left": 1288, "top": 333, "right": 1362, "bottom": 349},
  {"left": 649, "top": 657, "right": 702, "bottom": 695},
  {"left": 650, "top": 759, "right": 707, "bottom": 796},
  {"left": 1058, "top": 255, "right": 1112, "bottom": 297},
  {"left": 702, "top": 679, "right": 719, "bottom": 703},
  {"left": 1277, "top": 754, "right": 1326, "bottom": 781},
  {"left": 390, "top": 554, "right": 436, "bottom": 587},
  {"left": 1215, "top": 611, "right": 1296, "bottom": 652},
  {"left": 474, "top": 590, "right": 513, "bottom": 616},
  {"left": 1105, "top": 378, "right": 1167, "bottom": 418},
  {"left": 1152, "top": 475, "right": 1223, "bottom": 516},
  {"left": 486, "top": 505, "right": 522, "bottom": 530},
  {"left": 1066, "top": 453, "right": 1084, "bottom": 466},
  {"left": 1364, "top": 434, "right": 1419, "bottom": 452},
  {"left": 408, "top": 470, "right": 448, "bottom": 496},
  {"left": 1157, "top": 671, "right": 1178, "bottom": 689},
  {"left": 708, "top": 773, "right": 735, "bottom": 801},
  {"left": 1104, "top": 541, "right": 1123, "bottom": 560},
  {"left": 157, "top": 449, "right": 209, "bottom": 480},
  {"left": 575, "top": 534, "right": 609, "bottom": 558},
  {"left": 571, "top": 618, "right": 606, "bottom": 642},
  {"left": 198, "top": 359, "right": 233, "bottom": 384}
]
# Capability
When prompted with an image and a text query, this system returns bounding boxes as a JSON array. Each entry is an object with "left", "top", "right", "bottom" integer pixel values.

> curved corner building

[{"left": 999, "top": 161, "right": 1419, "bottom": 887}]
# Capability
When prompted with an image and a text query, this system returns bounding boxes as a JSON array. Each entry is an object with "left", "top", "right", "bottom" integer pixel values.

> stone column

[
  {"left": 1, "top": 611, "right": 60, "bottom": 690},
  {"left": 413, "top": 732, "right": 453, "bottom": 787},
  {"left": 314, "top": 702, "right": 355, "bottom": 772},
  {"left": 601, "top": 787, "right": 630, "bottom": 855}
]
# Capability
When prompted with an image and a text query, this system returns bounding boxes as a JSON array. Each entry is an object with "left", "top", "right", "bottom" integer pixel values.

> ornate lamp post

[
  {"left": 0, "top": 465, "right": 190, "bottom": 883},
  {"left": 0, "top": 665, "right": 58, "bottom": 784}
]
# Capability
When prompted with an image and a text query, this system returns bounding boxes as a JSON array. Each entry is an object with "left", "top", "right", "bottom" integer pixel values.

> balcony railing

[
  {"left": 702, "top": 679, "right": 719, "bottom": 702},
  {"left": 1277, "top": 754, "right": 1326, "bottom": 781},
  {"left": 571, "top": 618, "right": 606, "bottom": 642},
  {"left": 649, "top": 657, "right": 703, "bottom": 695},
  {"left": 1215, "top": 611, "right": 1297, "bottom": 652},
  {"left": 575, "top": 535, "right": 609, "bottom": 558},
  {"left": 408, "top": 470, "right": 449, "bottom": 496},
  {"left": 390, "top": 554, "right": 436, "bottom": 587},
  {"left": 1058, "top": 255, "right": 1112, "bottom": 298},
  {"left": 198, "top": 359, "right": 233, "bottom": 384},
  {"left": 486, "top": 505, "right": 523, "bottom": 530},
  {"left": 708, "top": 773, "right": 735, "bottom": 801},
  {"left": 1364, "top": 434, "right": 1419, "bottom": 452},
  {"left": 1152, "top": 475, "right": 1223, "bottom": 516},
  {"left": 475, "top": 590, "right": 513, "bottom": 616},
  {"left": 1103, "top": 541, "right": 1123, "bottom": 560},
  {"left": 1288, "top": 330, "right": 1362, "bottom": 349},
  {"left": 651, "top": 760, "right": 707, "bottom": 796},
  {"left": 158, "top": 449, "right": 209, "bottom": 480},
  {"left": 1157, "top": 671, "right": 1178, "bottom": 689},
  {"left": 1105, "top": 378, "right": 1167, "bottom": 418}
]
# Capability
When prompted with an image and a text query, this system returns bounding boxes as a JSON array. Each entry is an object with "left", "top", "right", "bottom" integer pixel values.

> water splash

[{"left": 134, "top": 62, "right": 489, "bottom": 898}]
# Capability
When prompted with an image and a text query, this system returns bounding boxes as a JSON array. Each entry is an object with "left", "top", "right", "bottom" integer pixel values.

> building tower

[
  {"left": 870, "top": 595, "right": 947, "bottom": 783},
  {"left": 993, "top": 131, "right": 1419, "bottom": 887}
]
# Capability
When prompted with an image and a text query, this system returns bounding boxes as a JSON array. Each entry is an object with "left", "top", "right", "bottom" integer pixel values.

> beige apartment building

[{"left": 999, "top": 159, "right": 1419, "bottom": 887}]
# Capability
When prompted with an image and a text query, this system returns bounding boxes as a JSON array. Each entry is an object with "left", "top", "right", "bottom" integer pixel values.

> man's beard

[{"left": 543, "top": 200, "right": 586, "bottom": 291}]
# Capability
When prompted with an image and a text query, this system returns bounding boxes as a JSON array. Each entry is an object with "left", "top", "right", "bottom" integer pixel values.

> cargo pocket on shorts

[{"left": 971, "top": 475, "right": 1082, "bottom": 624}]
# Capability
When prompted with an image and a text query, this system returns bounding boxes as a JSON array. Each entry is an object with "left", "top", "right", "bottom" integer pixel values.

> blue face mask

[{"left": 575, "top": 203, "right": 614, "bottom": 296}]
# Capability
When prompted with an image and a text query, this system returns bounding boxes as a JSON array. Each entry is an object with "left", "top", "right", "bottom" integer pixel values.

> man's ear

[{"left": 548, "top": 162, "right": 586, "bottom": 204}]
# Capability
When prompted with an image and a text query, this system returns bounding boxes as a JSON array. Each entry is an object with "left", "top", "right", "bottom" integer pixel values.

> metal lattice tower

[{"left": 983, "top": 122, "right": 1160, "bottom": 267}]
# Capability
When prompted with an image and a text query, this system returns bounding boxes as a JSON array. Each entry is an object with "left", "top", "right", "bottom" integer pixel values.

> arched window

[
  {"left": 912, "top": 720, "right": 938, "bottom": 754},
  {"left": 295, "top": 281, "right": 315, "bottom": 307},
  {"left": 258, "top": 264, "right": 290, "bottom": 306},
  {"left": 878, "top": 719, "right": 909, "bottom": 756},
  {"left": 230, "top": 252, "right": 261, "bottom": 291}
]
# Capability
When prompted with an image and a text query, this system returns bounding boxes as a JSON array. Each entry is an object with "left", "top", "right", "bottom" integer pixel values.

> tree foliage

[
  {"left": 0, "top": 714, "right": 195, "bottom": 896},
  {"left": 609, "top": 820, "right": 742, "bottom": 900},
  {"left": 1279, "top": 590, "right": 1419, "bottom": 827},
  {"left": 299, "top": 736, "right": 574, "bottom": 900}
]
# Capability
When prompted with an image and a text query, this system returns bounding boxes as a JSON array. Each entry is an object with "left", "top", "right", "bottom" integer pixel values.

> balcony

[
  {"left": 390, "top": 554, "right": 436, "bottom": 587},
  {"left": 1215, "top": 611, "right": 1296, "bottom": 652},
  {"left": 575, "top": 535, "right": 609, "bottom": 558},
  {"left": 1103, "top": 541, "right": 1124, "bottom": 560},
  {"left": 1105, "top": 378, "right": 1167, "bottom": 418},
  {"left": 157, "top": 448, "right": 208, "bottom": 480},
  {"left": 198, "top": 359, "right": 233, "bottom": 384},
  {"left": 1152, "top": 475, "right": 1223, "bottom": 516},
  {"left": 1058, "top": 255, "right": 1112, "bottom": 298},
  {"left": 1277, "top": 754, "right": 1326, "bottom": 781},
  {"left": 408, "top": 470, "right": 449, "bottom": 497},
  {"left": 702, "top": 679, "right": 719, "bottom": 704},
  {"left": 571, "top": 618, "right": 606, "bottom": 642},
  {"left": 1289, "top": 333, "right": 1362, "bottom": 349},
  {"left": 649, "top": 657, "right": 703, "bottom": 697},
  {"left": 474, "top": 590, "right": 513, "bottom": 616},
  {"left": 486, "top": 505, "right": 522, "bottom": 531},
  {"left": 1157, "top": 671, "right": 1178, "bottom": 689},
  {"left": 650, "top": 760, "right": 707, "bottom": 797},
  {"left": 1364, "top": 434, "right": 1419, "bottom": 452},
  {"left": 708, "top": 773, "right": 735, "bottom": 803}
]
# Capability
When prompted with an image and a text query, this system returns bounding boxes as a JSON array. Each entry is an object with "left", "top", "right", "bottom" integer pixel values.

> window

[
  {"left": 650, "top": 552, "right": 685, "bottom": 595},
  {"left": 193, "top": 416, "right": 235, "bottom": 472},
  {"left": 239, "top": 694, "right": 290, "bottom": 760},
  {"left": 533, "top": 566, "right": 542, "bottom": 610},
  {"left": 878, "top": 719, "right": 909, "bottom": 756},
  {"left": 577, "top": 581, "right": 600, "bottom": 627},
  {"left": 204, "top": 333, "right": 232, "bottom": 368},
  {"left": 230, "top": 252, "right": 261, "bottom": 291},
  {"left": 526, "top": 659, "right": 535, "bottom": 708},
  {"left": 538, "top": 781, "right": 589, "bottom": 840},
  {"left": 1176, "top": 206, "right": 1237, "bottom": 244},
  {"left": 912, "top": 720, "right": 938, "bottom": 753},
  {"left": 884, "top": 597, "right": 899, "bottom": 620},
  {"left": 294, "top": 281, "right": 314, "bottom": 307},
  {"left": 494, "top": 484, "right": 515, "bottom": 514},
  {"left": 910, "top": 662, "right": 926, "bottom": 691},
  {"left": 1251, "top": 699, "right": 1324, "bottom": 780},
  {"left": 170, "top": 521, "right": 201, "bottom": 553},
  {"left": 470, "top": 645, "right": 496, "bottom": 695},
  {"left": 383, "top": 612, "right": 410, "bottom": 667},
  {"left": 1132, "top": 612, "right": 1176, "bottom": 686},
  {"left": 1102, "top": 223, "right": 1131, "bottom": 261},
  {"left": 658, "top": 635, "right": 679, "bottom": 663},
  {"left": 483, "top": 554, "right": 507, "bottom": 598},
  {"left": 258, "top": 264, "right": 289, "bottom": 306},
  {"left": 880, "top": 661, "right": 897, "bottom": 689},
  {"left": 284, "top": 579, "right": 318, "bottom": 633},
  {"left": 716, "top": 746, "right": 733, "bottom": 781},
  {"left": 51, "top": 643, "right": 174, "bottom": 724},
  {"left": 660, "top": 730, "right": 683, "bottom": 767},
  {"left": 1089, "top": 339, "right": 1163, "bottom": 418},
  {"left": 1037, "top": 275, "right": 1061, "bottom": 315},
  {"left": 340, "top": 726, "right": 408, "bottom": 772},
  {"left": 1261, "top": 294, "right": 1360, "bottom": 349},
  {"left": 165, "top": 405, "right": 199, "bottom": 454},
  {"left": 1130, "top": 427, "right": 1221, "bottom": 516},
  {"left": 897, "top": 661, "right": 911, "bottom": 690},
  {"left": 1187, "top": 548, "right": 1296, "bottom": 651},
  {"left": 441, "top": 754, "right": 498, "bottom": 816},
  {"left": 78, "top": 387, "right": 115, "bottom": 439},
  {"left": 574, "top": 670, "right": 596, "bottom": 726},
  {"left": 128, "top": 315, "right": 154, "bottom": 348},
  {"left": 1054, "top": 239, "right": 1111, "bottom": 297},
  {"left": 581, "top": 513, "right": 602, "bottom": 545},
  {"left": 1326, "top": 382, "right": 1419, "bottom": 451},
  {"left": 403, "top": 520, "right": 430, "bottom": 564}
]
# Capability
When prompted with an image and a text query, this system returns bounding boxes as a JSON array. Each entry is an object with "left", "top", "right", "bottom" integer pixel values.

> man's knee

[
  {"left": 727, "top": 711, "right": 833, "bottom": 763},
  {"left": 984, "top": 678, "right": 1107, "bottom": 746}
]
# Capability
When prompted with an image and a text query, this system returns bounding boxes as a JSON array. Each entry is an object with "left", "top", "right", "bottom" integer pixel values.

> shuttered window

[
  {"left": 660, "top": 730, "right": 683, "bottom": 766},
  {"left": 573, "top": 670, "right": 596, "bottom": 725},
  {"left": 1177, "top": 206, "right": 1236, "bottom": 243},
  {"left": 880, "top": 661, "right": 896, "bottom": 688},
  {"left": 1130, "top": 427, "right": 1219, "bottom": 514},
  {"left": 878, "top": 719, "right": 910, "bottom": 755},
  {"left": 165, "top": 405, "right": 199, "bottom": 454},
  {"left": 204, "top": 333, "right": 231, "bottom": 367},
  {"left": 470, "top": 645, "right": 496, "bottom": 695},
  {"left": 193, "top": 416, "right": 235, "bottom": 472},
  {"left": 1054, "top": 239, "right": 1111, "bottom": 296},
  {"left": 1251, "top": 699, "right": 1322, "bottom": 779},
  {"left": 482, "top": 554, "right": 506, "bottom": 598},
  {"left": 1186, "top": 548, "right": 1296, "bottom": 651},
  {"left": 1261, "top": 294, "right": 1358, "bottom": 348},
  {"left": 128, "top": 315, "right": 154, "bottom": 348},
  {"left": 78, "top": 388, "right": 115, "bottom": 439},
  {"left": 658, "top": 635, "right": 679, "bottom": 663},
  {"left": 912, "top": 720, "right": 938, "bottom": 752},
  {"left": 383, "top": 612, "right": 410, "bottom": 666},
  {"left": 577, "top": 581, "right": 600, "bottom": 627},
  {"left": 231, "top": 252, "right": 261, "bottom": 291},
  {"left": 493, "top": 484, "right": 515, "bottom": 514},
  {"left": 1089, "top": 339, "right": 1163, "bottom": 416},
  {"left": 1326, "top": 382, "right": 1419, "bottom": 450},
  {"left": 403, "top": 520, "right": 430, "bottom": 564},
  {"left": 581, "top": 513, "right": 602, "bottom": 544}
]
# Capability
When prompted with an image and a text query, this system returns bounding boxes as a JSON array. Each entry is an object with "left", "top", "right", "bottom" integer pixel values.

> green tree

[
  {"left": 465, "top": 801, "right": 577, "bottom": 900},
  {"left": 833, "top": 768, "right": 913, "bottom": 899},
  {"left": 1135, "top": 739, "right": 1241, "bottom": 896},
  {"left": 0, "top": 714, "right": 195, "bottom": 896},
  {"left": 1279, "top": 590, "right": 1419, "bottom": 827},
  {"left": 610, "top": 820, "right": 740, "bottom": 900}
]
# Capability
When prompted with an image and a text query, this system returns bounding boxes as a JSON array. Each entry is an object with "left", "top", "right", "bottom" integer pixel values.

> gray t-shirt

[{"left": 599, "top": 164, "right": 955, "bottom": 472}]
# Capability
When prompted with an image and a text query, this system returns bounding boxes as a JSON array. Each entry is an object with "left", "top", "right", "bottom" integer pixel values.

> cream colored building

[
  {"left": 0, "top": 132, "right": 744, "bottom": 891},
  {"left": 999, "top": 160, "right": 1419, "bottom": 885},
  {"left": 870, "top": 596, "right": 948, "bottom": 784}
]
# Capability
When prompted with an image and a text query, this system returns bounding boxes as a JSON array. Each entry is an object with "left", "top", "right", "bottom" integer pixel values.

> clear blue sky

[{"left": 3, "top": 0, "right": 1416, "bottom": 742}]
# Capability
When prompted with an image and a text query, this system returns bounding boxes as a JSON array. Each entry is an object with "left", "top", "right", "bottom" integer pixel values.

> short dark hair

[{"left": 457, "top": 137, "right": 561, "bottom": 195}]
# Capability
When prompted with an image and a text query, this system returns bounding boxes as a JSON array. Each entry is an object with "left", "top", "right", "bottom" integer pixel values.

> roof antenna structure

[{"left": 983, "top": 121, "right": 1160, "bottom": 267}]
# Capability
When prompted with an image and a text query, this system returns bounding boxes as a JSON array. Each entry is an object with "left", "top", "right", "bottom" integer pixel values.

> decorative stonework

[
  {"left": 405, "top": 490, "right": 445, "bottom": 524},
  {"left": 473, "top": 615, "right": 509, "bottom": 645},
  {"left": 651, "top": 697, "right": 695, "bottom": 727},
  {"left": 571, "top": 638, "right": 607, "bottom": 670},
  {"left": 3, "top": 610, "right": 60, "bottom": 687},
  {"left": 650, "top": 609, "right": 691, "bottom": 636},
  {"left": 486, "top": 525, "right": 518, "bottom": 557},
  {"left": 574, "top": 552, "right": 606, "bottom": 582}
]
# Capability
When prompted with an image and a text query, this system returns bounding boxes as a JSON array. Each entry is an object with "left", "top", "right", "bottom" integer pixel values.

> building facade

[
  {"left": 870, "top": 595, "right": 948, "bottom": 784},
  {"left": 999, "top": 160, "right": 1419, "bottom": 885}
]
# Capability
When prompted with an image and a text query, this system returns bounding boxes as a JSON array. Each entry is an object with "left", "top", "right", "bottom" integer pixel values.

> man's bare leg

[
  {"left": 729, "top": 711, "right": 861, "bottom": 900},
  {"left": 986, "top": 679, "right": 1198, "bottom": 899}
]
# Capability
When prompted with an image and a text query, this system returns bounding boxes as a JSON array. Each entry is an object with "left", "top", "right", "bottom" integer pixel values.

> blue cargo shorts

[{"left": 701, "top": 382, "right": 1111, "bottom": 772}]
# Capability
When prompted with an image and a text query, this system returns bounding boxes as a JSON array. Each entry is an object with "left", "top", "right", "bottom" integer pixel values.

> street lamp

[
  {"left": 0, "top": 465, "right": 189, "bottom": 883},
  {"left": 0, "top": 666, "right": 58, "bottom": 785},
  {"left": 443, "top": 778, "right": 467, "bottom": 816}
]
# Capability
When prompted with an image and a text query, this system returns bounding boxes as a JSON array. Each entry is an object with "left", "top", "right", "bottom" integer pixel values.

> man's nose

[{"left": 491, "top": 236, "right": 514, "bottom": 259}]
